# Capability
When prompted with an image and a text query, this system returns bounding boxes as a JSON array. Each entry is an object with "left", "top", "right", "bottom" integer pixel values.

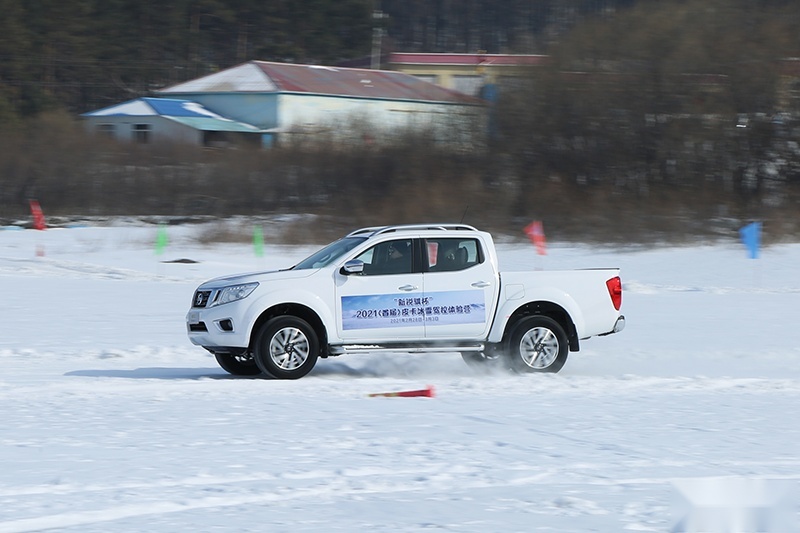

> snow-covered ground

[{"left": 1, "top": 222, "right": 799, "bottom": 532}]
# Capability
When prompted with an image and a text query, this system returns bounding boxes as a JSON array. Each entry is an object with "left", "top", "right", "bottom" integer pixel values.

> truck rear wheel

[
  {"left": 506, "top": 316, "right": 568, "bottom": 373},
  {"left": 461, "top": 350, "right": 504, "bottom": 372},
  {"left": 214, "top": 352, "right": 261, "bottom": 376},
  {"left": 253, "top": 316, "right": 319, "bottom": 379}
]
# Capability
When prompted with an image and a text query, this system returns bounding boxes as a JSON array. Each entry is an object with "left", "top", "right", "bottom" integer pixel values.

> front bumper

[{"left": 186, "top": 307, "right": 249, "bottom": 349}]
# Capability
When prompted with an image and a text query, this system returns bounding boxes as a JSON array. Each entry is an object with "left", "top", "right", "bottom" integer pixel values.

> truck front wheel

[
  {"left": 506, "top": 316, "right": 569, "bottom": 373},
  {"left": 253, "top": 316, "right": 319, "bottom": 379}
]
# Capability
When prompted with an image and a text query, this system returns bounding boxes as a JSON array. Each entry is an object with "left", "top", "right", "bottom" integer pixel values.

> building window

[
  {"left": 452, "top": 75, "right": 483, "bottom": 96},
  {"left": 133, "top": 124, "right": 151, "bottom": 144},
  {"left": 414, "top": 74, "right": 438, "bottom": 85},
  {"left": 96, "top": 124, "right": 115, "bottom": 138}
]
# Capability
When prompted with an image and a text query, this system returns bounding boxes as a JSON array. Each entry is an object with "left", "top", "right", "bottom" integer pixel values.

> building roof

[
  {"left": 81, "top": 97, "right": 262, "bottom": 133},
  {"left": 390, "top": 53, "right": 548, "bottom": 67},
  {"left": 157, "top": 61, "right": 483, "bottom": 105}
]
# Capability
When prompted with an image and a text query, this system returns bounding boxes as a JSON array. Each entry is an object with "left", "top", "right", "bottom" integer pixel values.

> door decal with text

[{"left": 341, "top": 290, "right": 485, "bottom": 330}]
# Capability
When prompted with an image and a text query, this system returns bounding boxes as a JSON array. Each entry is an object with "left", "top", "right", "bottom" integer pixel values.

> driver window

[{"left": 353, "top": 239, "right": 413, "bottom": 276}]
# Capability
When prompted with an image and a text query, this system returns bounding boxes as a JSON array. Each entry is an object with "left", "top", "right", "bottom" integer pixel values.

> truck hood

[{"left": 199, "top": 268, "right": 317, "bottom": 289}]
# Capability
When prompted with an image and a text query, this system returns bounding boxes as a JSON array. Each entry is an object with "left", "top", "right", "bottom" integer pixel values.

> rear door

[{"left": 421, "top": 236, "right": 499, "bottom": 339}]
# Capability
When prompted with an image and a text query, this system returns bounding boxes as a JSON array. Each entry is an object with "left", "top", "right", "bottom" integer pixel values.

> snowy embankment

[{"left": 1, "top": 223, "right": 799, "bottom": 532}]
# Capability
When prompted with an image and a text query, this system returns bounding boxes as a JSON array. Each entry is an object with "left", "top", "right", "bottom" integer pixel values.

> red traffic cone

[{"left": 368, "top": 385, "right": 435, "bottom": 398}]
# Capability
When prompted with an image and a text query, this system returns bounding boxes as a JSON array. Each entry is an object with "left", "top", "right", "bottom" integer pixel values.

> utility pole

[{"left": 371, "top": 9, "right": 388, "bottom": 69}]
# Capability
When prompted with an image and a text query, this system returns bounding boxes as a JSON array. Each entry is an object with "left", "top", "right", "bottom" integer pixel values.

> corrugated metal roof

[
  {"left": 157, "top": 63, "right": 276, "bottom": 94},
  {"left": 82, "top": 97, "right": 263, "bottom": 133},
  {"left": 83, "top": 99, "right": 158, "bottom": 117},
  {"left": 146, "top": 98, "right": 227, "bottom": 118},
  {"left": 158, "top": 61, "right": 484, "bottom": 105},
  {"left": 83, "top": 97, "right": 233, "bottom": 118}
]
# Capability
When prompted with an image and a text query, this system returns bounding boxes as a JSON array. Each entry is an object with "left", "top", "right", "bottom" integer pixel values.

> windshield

[{"left": 292, "top": 236, "right": 367, "bottom": 270}]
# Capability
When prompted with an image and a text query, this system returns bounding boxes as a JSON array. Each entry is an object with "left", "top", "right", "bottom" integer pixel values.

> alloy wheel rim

[
  {"left": 269, "top": 327, "right": 310, "bottom": 370},
  {"left": 519, "top": 327, "right": 558, "bottom": 368}
]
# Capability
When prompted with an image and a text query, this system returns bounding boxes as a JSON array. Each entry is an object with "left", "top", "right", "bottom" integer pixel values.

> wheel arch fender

[
  {"left": 489, "top": 295, "right": 583, "bottom": 351},
  {"left": 244, "top": 292, "right": 333, "bottom": 355}
]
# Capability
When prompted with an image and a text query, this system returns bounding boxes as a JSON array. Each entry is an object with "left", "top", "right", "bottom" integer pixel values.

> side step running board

[{"left": 329, "top": 344, "right": 484, "bottom": 356}]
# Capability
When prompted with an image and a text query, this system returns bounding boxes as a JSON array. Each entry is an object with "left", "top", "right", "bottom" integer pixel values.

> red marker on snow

[
  {"left": 524, "top": 220, "right": 546, "bottom": 255},
  {"left": 29, "top": 200, "right": 46, "bottom": 231},
  {"left": 368, "top": 385, "right": 435, "bottom": 398}
]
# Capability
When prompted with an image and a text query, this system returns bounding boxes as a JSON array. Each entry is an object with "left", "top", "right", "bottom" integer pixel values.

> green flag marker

[
  {"left": 253, "top": 225, "right": 264, "bottom": 257},
  {"left": 155, "top": 224, "right": 168, "bottom": 255}
]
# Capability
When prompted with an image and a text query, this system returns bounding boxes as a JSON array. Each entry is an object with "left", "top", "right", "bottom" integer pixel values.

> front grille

[{"left": 193, "top": 290, "right": 212, "bottom": 308}]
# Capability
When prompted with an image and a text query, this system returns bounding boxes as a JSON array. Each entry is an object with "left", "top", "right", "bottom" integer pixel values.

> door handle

[
  {"left": 398, "top": 284, "right": 418, "bottom": 291},
  {"left": 471, "top": 281, "right": 491, "bottom": 288}
]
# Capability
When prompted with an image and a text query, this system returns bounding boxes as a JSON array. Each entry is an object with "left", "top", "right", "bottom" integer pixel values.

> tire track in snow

[
  {"left": 4, "top": 462, "right": 800, "bottom": 533},
  {"left": 625, "top": 280, "right": 800, "bottom": 295},
  {"left": 0, "top": 467, "right": 502, "bottom": 532},
  {"left": 0, "top": 257, "right": 191, "bottom": 283}
]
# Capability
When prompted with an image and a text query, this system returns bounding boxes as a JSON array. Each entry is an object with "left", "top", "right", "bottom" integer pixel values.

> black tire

[
  {"left": 253, "top": 316, "right": 319, "bottom": 379},
  {"left": 461, "top": 350, "right": 505, "bottom": 372},
  {"left": 505, "top": 316, "right": 569, "bottom": 373},
  {"left": 214, "top": 352, "right": 262, "bottom": 376}
]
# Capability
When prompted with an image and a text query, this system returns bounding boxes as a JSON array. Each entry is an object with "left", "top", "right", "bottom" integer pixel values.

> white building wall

[
  {"left": 83, "top": 116, "right": 202, "bottom": 145},
  {"left": 277, "top": 94, "right": 483, "bottom": 136}
]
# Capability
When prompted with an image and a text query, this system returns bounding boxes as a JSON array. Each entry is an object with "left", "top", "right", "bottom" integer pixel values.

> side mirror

[{"left": 341, "top": 259, "right": 365, "bottom": 275}]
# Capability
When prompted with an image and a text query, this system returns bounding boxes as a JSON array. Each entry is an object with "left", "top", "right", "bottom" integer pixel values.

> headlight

[{"left": 209, "top": 282, "right": 259, "bottom": 307}]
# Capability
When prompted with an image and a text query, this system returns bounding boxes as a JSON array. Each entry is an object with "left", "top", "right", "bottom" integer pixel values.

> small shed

[{"left": 81, "top": 97, "right": 263, "bottom": 147}]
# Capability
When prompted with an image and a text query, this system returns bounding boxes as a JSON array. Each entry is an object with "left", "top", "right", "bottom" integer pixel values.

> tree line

[
  {"left": 0, "top": 0, "right": 374, "bottom": 120},
  {"left": 2, "top": 0, "right": 798, "bottom": 120},
  {"left": 491, "top": 0, "right": 800, "bottom": 240},
  {"left": 0, "top": 0, "right": 642, "bottom": 120},
  {"left": 2, "top": 0, "right": 800, "bottom": 242}
]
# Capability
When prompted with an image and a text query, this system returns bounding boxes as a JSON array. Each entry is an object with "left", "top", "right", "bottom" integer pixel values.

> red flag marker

[
  {"left": 29, "top": 200, "right": 46, "bottom": 231},
  {"left": 368, "top": 385, "right": 435, "bottom": 398},
  {"left": 524, "top": 220, "right": 546, "bottom": 255}
]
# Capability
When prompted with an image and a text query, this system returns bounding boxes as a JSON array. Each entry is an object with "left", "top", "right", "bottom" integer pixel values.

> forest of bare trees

[
  {"left": 2, "top": 1, "right": 800, "bottom": 242},
  {"left": 0, "top": 0, "right": 644, "bottom": 119}
]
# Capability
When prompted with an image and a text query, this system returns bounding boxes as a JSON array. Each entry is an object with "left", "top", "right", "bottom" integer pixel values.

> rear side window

[{"left": 425, "top": 238, "right": 482, "bottom": 272}]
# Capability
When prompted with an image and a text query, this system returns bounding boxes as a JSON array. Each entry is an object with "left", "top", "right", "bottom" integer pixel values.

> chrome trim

[{"left": 214, "top": 318, "right": 235, "bottom": 333}]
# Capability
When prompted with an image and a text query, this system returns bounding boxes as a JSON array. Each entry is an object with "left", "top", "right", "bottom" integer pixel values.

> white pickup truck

[{"left": 186, "top": 224, "right": 625, "bottom": 379}]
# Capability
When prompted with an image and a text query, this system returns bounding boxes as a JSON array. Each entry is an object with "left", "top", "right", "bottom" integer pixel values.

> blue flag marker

[{"left": 739, "top": 222, "right": 761, "bottom": 259}]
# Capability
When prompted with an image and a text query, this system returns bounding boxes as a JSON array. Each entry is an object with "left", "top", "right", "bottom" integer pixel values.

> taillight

[{"left": 606, "top": 276, "right": 622, "bottom": 311}]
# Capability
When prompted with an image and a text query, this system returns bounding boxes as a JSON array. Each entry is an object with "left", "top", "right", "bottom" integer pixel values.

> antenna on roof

[{"left": 460, "top": 205, "right": 469, "bottom": 224}]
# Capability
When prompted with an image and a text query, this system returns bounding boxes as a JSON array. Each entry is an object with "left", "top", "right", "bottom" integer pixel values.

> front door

[{"left": 334, "top": 238, "right": 425, "bottom": 342}]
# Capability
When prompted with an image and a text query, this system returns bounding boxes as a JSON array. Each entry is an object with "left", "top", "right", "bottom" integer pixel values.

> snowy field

[{"left": 2, "top": 222, "right": 800, "bottom": 532}]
